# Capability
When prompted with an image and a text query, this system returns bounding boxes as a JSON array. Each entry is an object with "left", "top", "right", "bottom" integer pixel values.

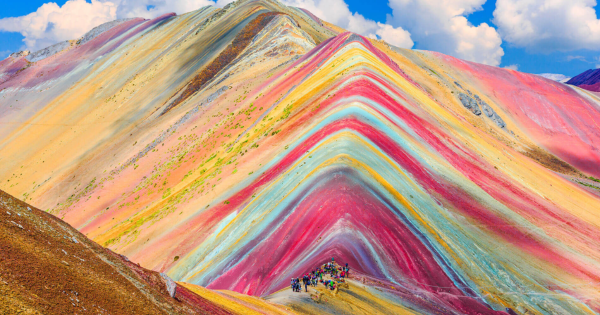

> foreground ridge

[{"left": 0, "top": 189, "right": 232, "bottom": 314}]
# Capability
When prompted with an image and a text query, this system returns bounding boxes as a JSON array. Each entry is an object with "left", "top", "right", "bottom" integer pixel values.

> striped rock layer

[{"left": 1, "top": 0, "right": 600, "bottom": 314}]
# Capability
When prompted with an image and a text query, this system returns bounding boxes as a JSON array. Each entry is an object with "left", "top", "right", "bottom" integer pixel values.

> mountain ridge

[
  {"left": 567, "top": 68, "right": 600, "bottom": 92},
  {"left": 1, "top": 0, "right": 600, "bottom": 313}
]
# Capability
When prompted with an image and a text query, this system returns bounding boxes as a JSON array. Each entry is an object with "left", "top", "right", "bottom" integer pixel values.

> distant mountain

[
  {"left": 538, "top": 73, "right": 571, "bottom": 82},
  {"left": 566, "top": 68, "right": 600, "bottom": 91}
]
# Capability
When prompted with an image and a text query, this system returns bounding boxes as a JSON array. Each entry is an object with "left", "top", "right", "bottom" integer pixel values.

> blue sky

[
  {"left": 1, "top": 0, "right": 600, "bottom": 77},
  {"left": 0, "top": 0, "right": 68, "bottom": 57},
  {"left": 344, "top": 0, "right": 600, "bottom": 77}
]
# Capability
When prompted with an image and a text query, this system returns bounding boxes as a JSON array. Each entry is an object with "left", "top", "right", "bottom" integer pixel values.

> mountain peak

[{"left": 2, "top": 1, "right": 600, "bottom": 314}]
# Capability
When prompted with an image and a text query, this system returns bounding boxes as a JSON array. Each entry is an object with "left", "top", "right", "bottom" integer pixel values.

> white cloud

[
  {"left": 0, "top": 0, "right": 227, "bottom": 52},
  {"left": 372, "top": 22, "right": 413, "bottom": 48},
  {"left": 503, "top": 64, "right": 519, "bottom": 70},
  {"left": 566, "top": 55, "right": 587, "bottom": 62},
  {"left": 538, "top": 73, "right": 571, "bottom": 82},
  {"left": 494, "top": 0, "right": 600, "bottom": 52},
  {"left": 0, "top": 0, "right": 117, "bottom": 51},
  {"left": 386, "top": 0, "right": 504, "bottom": 66},
  {"left": 112, "top": 0, "right": 221, "bottom": 19},
  {"left": 280, "top": 0, "right": 414, "bottom": 48},
  {"left": 0, "top": 0, "right": 414, "bottom": 54}
]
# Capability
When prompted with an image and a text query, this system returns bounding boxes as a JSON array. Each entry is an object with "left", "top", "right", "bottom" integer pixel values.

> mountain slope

[
  {"left": 0, "top": 189, "right": 238, "bottom": 314},
  {"left": 1, "top": 0, "right": 600, "bottom": 314}
]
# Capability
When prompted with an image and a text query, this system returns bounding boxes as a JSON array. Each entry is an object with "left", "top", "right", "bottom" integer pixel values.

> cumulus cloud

[
  {"left": 112, "top": 0, "right": 222, "bottom": 19},
  {"left": 1, "top": 0, "right": 413, "bottom": 53},
  {"left": 0, "top": 0, "right": 117, "bottom": 51},
  {"left": 494, "top": 0, "right": 600, "bottom": 52},
  {"left": 538, "top": 73, "right": 571, "bottom": 82},
  {"left": 567, "top": 55, "right": 587, "bottom": 62},
  {"left": 503, "top": 64, "right": 519, "bottom": 70},
  {"left": 372, "top": 22, "right": 413, "bottom": 47},
  {"left": 386, "top": 0, "right": 504, "bottom": 66},
  {"left": 0, "top": 0, "right": 227, "bottom": 52},
  {"left": 280, "top": 0, "right": 414, "bottom": 48}
]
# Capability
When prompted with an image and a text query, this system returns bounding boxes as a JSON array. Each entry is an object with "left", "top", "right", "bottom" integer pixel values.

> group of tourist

[{"left": 290, "top": 258, "right": 351, "bottom": 293}]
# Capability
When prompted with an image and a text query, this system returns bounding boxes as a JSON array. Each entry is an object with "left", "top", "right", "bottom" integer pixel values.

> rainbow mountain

[{"left": 1, "top": 0, "right": 600, "bottom": 314}]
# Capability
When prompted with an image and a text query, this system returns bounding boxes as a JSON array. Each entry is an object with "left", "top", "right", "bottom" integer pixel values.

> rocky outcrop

[
  {"left": 9, "top": 50, "right": 30, "bottom": 59},
  {"left": 18, "top": 18, "right": 135, "bottom": 63},
  {"left": 457, "top": 92, "right": 481, "bottom": 115},
  {"left": 455, "top": 82, "right": 505, "bottom": 128},
  {"left": 26, "top": 41, "right": 73, "bottom": 62},
  {"left": 474, "top": 94, "right": 506, "bottom": 128},
  {"left": 160, "top": 273, "right": 177, "bottom": 298},
  {"left": 77, "top": 18, "right": 136, "bottom": 46}
]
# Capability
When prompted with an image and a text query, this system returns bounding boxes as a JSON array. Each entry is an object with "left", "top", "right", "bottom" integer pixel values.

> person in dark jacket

[{"left": 303, "top": 274, "right": 309, "bottom": 292}]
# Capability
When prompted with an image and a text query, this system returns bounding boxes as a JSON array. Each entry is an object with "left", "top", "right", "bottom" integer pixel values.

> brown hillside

[{"left": 0, "top": 189, "right": 232, "bottom": 314}]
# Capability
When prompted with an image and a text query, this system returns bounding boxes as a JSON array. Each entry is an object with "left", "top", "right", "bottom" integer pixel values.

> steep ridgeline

[
  {"left": 0, "top": 189, "right": 235, "bottom": 314},
  {"left": 1, "top": 0, "right": 600, "bottom": 314}
]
